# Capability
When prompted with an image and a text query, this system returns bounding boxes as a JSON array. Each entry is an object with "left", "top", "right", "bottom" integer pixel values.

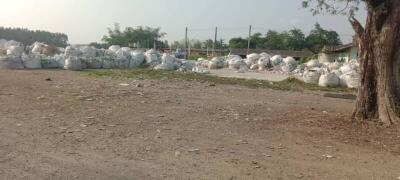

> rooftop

[{"left": 322, "top": 43, "right": 354, "bottom": 53}]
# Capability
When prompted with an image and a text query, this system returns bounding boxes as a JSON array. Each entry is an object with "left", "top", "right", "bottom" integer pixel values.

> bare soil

[
  {"left": 209, "top": 69, "right": 296, "bottom": 82},
  {"left": 0, "top": 70, "right": 399, "bottom": 180}
]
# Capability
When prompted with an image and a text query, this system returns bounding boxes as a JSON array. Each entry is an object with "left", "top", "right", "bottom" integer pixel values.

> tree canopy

[
  {"left": 0, "top": 27, "right": 68, "bottom": 47},
  {"left": 306, "top": 23, "right": 342, "bottom": 53},
  {"left": 170, "top": 39, "right": 227, "bottom": 50},
  {"left": 229, "top": 37, "right": 249, "bottom": 49},
  {"left": 228, "top": 24, "right": 341, "bottom": 52},
  {"left": 101, "top": 23, "right": 167, "bottom": 48},
  {"left": 302, "top": 0, "right": 362, "bottom": 16}
]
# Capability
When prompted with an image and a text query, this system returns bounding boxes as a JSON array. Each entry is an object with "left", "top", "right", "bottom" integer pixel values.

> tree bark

[{"left": 352, "top": 0, "right": 400, "bottom": 125}]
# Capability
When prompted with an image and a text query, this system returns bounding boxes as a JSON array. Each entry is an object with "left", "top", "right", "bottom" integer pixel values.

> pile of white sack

[
  {"left": 0, "top": 39, "right": 360, "bottom": 89},
  {"left": 0, "top": 39, "right": 200, "bottom": 72},
  {"left": 241, "top": 53, "right": 300, "bottom": 74},
  {"left": 191, "top": 52, "right": 360, "bottom": 89},
  {"left": 196, "top": 52, "right": 298, "bottom": 75},
  {"left": 302, "top": 59, "right": 360, "bottom": 88},
  {"left": 0, "top": 40, "right": 25, "bottom": 69}
]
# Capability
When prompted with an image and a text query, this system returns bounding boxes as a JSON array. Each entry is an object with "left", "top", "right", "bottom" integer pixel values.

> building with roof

[{"left": 318, "top": 43, "right": 358, "bottom": 63}]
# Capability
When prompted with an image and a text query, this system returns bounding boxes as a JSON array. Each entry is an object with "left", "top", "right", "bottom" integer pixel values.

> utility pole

[
  {"left": 185, "top": 27, "right": 188, "bottom": 59},
  {"left": 247, "top": 25, "right": 252, "bottom": 55},
  {"left": 213, "top": 27, "right": 218, "bottom": 56},
  {"left": 188, "top": 39, "right": 191, "bottom": 58},
  {"left": 220, "top": 39, "right": 223, "bottom": 56}
]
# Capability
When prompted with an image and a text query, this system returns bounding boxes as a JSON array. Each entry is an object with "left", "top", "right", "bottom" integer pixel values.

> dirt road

[{"left": 0, "top": 70, "right": 399, "bottom": 180}]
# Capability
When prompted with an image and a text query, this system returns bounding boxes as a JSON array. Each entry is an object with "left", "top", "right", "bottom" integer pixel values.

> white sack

[
  {"left": 22, "top": 54, "right": 42, "bottom": 69},
  {"left": 64, "top": 56, "right": 83, "bottom": 71},
  {"left": 319, "top": 73, "right": 340, "bottom": 87}
]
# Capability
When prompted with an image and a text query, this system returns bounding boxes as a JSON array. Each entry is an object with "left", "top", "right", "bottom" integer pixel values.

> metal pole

[
  {"left": 213, "top": 27, "right": 217, "bottom": 56},
  {"left": 188, "top": 39, "right": 191, "bottom": 58},
  {"left": 247, "top": 25, "right": 252, "bottom": 55},
  {"left": 220, "top": 39, "right": 223, "bottom": 56},
  {"left": 185, "top": 27, "right": 188, "bottom": 59}
]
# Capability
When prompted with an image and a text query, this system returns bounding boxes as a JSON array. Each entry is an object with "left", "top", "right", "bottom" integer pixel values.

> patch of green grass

[{"left": 81, "top": 69, "right": 351, "bottom": 93}]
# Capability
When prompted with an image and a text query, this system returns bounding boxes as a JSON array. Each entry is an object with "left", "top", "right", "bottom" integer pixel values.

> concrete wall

[{"left": 318, "top": 47, "right": 358, "bottom": 63}]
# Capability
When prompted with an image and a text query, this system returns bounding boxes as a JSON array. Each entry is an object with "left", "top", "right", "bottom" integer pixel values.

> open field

[{"left": 0, "top": 70, "right": 399, "bottom": 180}]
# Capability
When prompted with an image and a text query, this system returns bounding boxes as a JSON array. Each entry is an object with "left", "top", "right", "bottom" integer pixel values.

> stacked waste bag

[
  {"left": 189, "top": 51, "right": 360, "bottom": 89},
  {"left": 0, "top": 39, "right": 360, "bottom": 89}
]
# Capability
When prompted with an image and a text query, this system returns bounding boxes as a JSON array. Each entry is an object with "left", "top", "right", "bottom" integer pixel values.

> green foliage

[
  {"left": 102, "top": 23, "right": 167, "bottom": 48},
  {"left": 171, "top": 39, "right": 228, "bottom": 50},
  {"left": 229, "top": 37, "right": 249, "bottom": 49},
  {"left": 228, "top": 24, "right": 341, "bottom": 53},
  {"left": 89, "top": 42, "right": 109, "bottom": 49},
  {"left": 216, "top": 39, "right": 228, "bottom": 49},
  {"left": 287, "top": 28, "right": 307, "bottom": 50},
  {"left": 0, "top": 27, "right": 68, "bottom": 47},
  {"left": 249, "top": 33, "right": 264, "bottom": 48},
  {"left": 306, "top": 23, "right": 342, "bottom": 53},
  {"left": 191, "top": 40, "right": 203, "bottom": 49},
  {"left": 302, "top": 0, "right": 361, "bottom": 16},
  {"left": 264, "top": 30, "right": 288, "bottom": 50},
  {"left": 203, "top": 39, "right": 214, "bottom": 49},
  {"left": 170, "top": 41, "right": 184, "bottom": 49}
]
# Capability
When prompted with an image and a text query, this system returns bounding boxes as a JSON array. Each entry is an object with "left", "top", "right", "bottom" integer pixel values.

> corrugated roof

[{"left": 323, "top": 43, "right": 354, "bottom": 53}]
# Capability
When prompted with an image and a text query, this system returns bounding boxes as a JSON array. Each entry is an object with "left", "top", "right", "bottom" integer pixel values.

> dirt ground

[
  {"left": 0, "top": 70, "right": 399, "bottom": 180},
  {"left": 209, "top": 69, "right": 295, "bottom": 82}
]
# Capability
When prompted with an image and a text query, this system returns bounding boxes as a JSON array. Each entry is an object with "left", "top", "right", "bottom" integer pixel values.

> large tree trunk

[{"left": 352, "top": 0, "right": 400, "bottom": 125}]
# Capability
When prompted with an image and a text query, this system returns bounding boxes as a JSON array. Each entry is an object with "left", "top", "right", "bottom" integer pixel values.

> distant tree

[
  {"left": 216, "top": 39, "right": 228, "bottom": 49},
  {"left": 264, "top": 30, "right": 287, "bottom": 50},
  {"left": 250, "top": 33, "right": 265, "bottom": 49},
  {"left": 227, "top": 25, "right": 341, "bottom": 52},
  {"left": 0, "top": 26, "right": 68, "bottom": 47},
  {"left": 89, "top": 42, "right": 109, "bottom": 49},
  {"left": 162, "top": 40, "right": 169, "bottom": 48},
  {"left": 191, "top": 39, "right": 203, "bottom": 49},
  {"left": 102, "top": 23, "right": 166, "bottom": 48},
  {"left": 286, "top": 28, "right": 306, "bottom": 50},
  {"left": 305, "top": 23, "right": 342, "bottom": 53},
  {"left": 203, "top": 39, "right": 214, "bottom": 49},
  {"left": 170, "top": 41, "right": 184, "bottom": 49},
  {"left": 229, "top": 37, "right": 248, "bottom": 48},
  {"left": 170, "top": 39, "right": 227, "bottom": 50}
]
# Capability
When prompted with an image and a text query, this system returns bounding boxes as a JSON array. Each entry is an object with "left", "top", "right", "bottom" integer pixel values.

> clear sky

[{"left": 0, "top": 0, "right": 366, "bottom": 44}]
